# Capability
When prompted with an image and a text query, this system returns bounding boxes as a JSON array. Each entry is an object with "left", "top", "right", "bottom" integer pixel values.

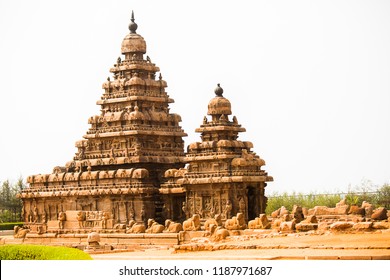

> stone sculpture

[
  {"left": 203, "top": 214, "right": 222, "bottom": 232},
  {"left": 183, "top": 214, "right": 201, "bottom": 231},
  {"left": 58, "top": 212, "right": 66, "bottom": 230},
  {"left": 224, "top": 213, "right": 247, "bottom": 230},
  {"left": 127, "top": 220, "right": 146, "bottom": 233},
  {"left": 164, "top": 219, "right": 183, "bottom": 233},
  {"left": 146, "top": 219, "right": 165, "bottom": 233},
  {"left": 209, "top": 224, "right": 230, "bottom": 242},
  {"left": 248, "top": 214, "right": 271, "bottom": 229},
  {"left": 13, "top": 226, "right": 30, "bottom": 239}
]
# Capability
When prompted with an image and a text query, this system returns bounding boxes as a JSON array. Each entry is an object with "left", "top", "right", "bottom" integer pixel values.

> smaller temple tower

[{"left": 161, "top": 84, "right": 273, "bottom": 222}]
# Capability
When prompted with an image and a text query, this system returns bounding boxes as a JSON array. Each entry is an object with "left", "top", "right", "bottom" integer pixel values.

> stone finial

[
  {"left": 214, "top": 83, "right": 223, "bottom": 97},
  {"left": 129, "top": 10, "right": 138, "bottom": 33}
]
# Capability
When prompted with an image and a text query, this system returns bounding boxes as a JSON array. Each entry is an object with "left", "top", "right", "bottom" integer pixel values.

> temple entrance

[
  {"left": 247, "top": 186, "right": 257, "bottom": 221},
  {"left": 172, "top": 195, "right": 186, "bottom": 222}
]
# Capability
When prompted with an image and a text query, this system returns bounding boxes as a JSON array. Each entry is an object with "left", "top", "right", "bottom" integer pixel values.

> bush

[
  {"left": 265, "top": 191, "right": 342, "bottom": 215},
  {"left": 0, "top": 222, "right": 24, "bottom": 231},
  {"left": 0, "top": 245, "right": 92, "bottom": 260},
  {"left": 376, "top": 184, "right": 390, "bottom": 208}
]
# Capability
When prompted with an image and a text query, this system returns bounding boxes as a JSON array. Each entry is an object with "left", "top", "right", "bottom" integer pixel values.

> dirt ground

[{"left": 90, "top": 230, "right": 390, "bottom": 260}]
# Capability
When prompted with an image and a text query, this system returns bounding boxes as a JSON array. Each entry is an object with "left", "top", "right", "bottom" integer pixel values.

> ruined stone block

[
  {"left": 279, "top": 221, "right": 296, "bottom": 232},
  {"left": 330, "top": 221, "right": 354, "bottom": 231},
  {"left": 295, "top": 223, "right": 318, "bottom": 232},
  {"left": 371, "top": 207, "right": 388, "bottom": 220},
  {"left": 352, "top": 222, "right": 373, "bottom": 231}
]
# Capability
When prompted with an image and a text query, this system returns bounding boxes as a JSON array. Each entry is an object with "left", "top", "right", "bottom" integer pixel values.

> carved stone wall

[{"left": 20, "top": 14, "right": 272, "bottom": 233}]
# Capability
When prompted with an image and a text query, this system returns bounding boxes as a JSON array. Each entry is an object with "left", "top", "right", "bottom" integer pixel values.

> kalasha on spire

[{"left": 129, "top": 10, "right": 138, "bottom": 34}]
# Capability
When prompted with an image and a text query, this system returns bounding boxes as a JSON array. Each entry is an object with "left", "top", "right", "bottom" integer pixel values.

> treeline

[
  {"left": 265, "top": 183, "right": 390, "bottom": 215},
  {"left": 0, "top": 178, "right": 26, "bottom": 223}
]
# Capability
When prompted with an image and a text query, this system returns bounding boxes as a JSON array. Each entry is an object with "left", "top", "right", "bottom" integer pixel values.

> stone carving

[
  {"left": 164, "top": 219, "right": 183, "bottom": 233},
  {"left": 183, "top": 214, "right": 201, "bottom": 231},
  {"left": 87, "top": 232, "right": 100, "bottom": 249},
  {"left": 127, "top": 220, "right": 146, "bottom": 233},
  {"left": 77, "top": 211, "right": 86, "bottom": 228},
  {"left": 248, "top": 214, "right": 271, "bottom": 229},
  {"left": 33, "top": 206, "right": 39, "bottom": 223},
  {"left": 13, "top": 226, "right": 30, "bottom": 239},
  {"left": 209, "top": 224, "right": 230, "bottom": 242},
  {"left": 101, "top": 211, "right": 110, "bottom": 229},
  {"left": 58, "top": 212, "right": 66, "bottom": 229},
  {"left": 223, "top": 200, "right": 232, "bottom": 219},
  {"left": 203, "top": 214, "right": 222, "bottom": 232},
  {"left": 225, "top": 213, "right": 247, "bottom": 230},
  {"left": 146, "top": 219, "right": 165, "bottom": 233}
]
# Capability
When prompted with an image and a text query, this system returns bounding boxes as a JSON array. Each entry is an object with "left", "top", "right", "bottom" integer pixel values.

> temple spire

[{"left": 129, "top": 10, "right": 138, "bottom": 34}]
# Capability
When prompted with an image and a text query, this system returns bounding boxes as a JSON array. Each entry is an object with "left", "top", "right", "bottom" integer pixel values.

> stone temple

[{"left": 19, "top": 12, "right": 273, "bottom": 233}]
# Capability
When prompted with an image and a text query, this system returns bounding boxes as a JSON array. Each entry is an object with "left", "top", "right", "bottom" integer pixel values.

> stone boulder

[
  {"left": 296, "top": 223, "right": 318, "bottom": 232},
  {"left": 348, "top": 205, "right": 365, "bottom": 216},
  {"left": 311, "top": 206, "right": 332, "bottom": 215},
  {"left": 292, "top": 205, "right": 305, "bottom": 223},
  {"left": 372, "top": 221, "right": 390, "bottom": 229},
  {"left": 362, "top": 201, "right": 374, "bottom": 218},
  {"left": 334, "top": 204, "right": 350, "bottom": 215},
  {"left": 279, "top": 220, "right": 296, "bottom": 232},
  {"left": 280, "top": 206, "right": 290, "bottom": 216},
  {"left": 281, "top": 214, "right": 293, "bottom": 222},
  {"left": 318, "top": 222, "right": 330, "bottom": 231},
  {"left": 371, "top": 207, "right": 388, "bottom": 220},
  {"left": 302, "top": 215, "right": 318, "bottom": 224},
  {"left": 271, "top": 208, "right": 280, "bottom": 218},
  {"left": 330, "top": 222, "right": 354, "bottom": 231},
  {"left": 352, "top": 222, "right": 373, "bottom": 231}
]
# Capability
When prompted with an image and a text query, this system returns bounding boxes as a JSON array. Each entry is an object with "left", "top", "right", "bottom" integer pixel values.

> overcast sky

[{"left": 0, "top": 0, "right": 389, "bottom": 195}]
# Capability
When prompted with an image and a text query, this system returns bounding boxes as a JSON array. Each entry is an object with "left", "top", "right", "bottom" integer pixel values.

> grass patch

[{"left": 0, "top": 245, "right": 92, "bottom": 260}]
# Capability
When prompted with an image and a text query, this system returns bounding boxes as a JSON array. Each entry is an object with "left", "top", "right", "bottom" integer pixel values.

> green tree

[
  {"left": 376, "top": 184, "right": 390, "bottom": 208},
  {"left": 0, "top": 177, "right": 26, "bottom": 222}
]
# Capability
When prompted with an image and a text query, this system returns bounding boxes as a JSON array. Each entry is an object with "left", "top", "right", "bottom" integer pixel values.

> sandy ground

[{"left": 90, "top": 230, "right": 390, "bottom": 260}]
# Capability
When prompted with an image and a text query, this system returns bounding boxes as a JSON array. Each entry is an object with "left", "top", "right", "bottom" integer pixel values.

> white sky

[{"left": 0, "top": 0, "right": 389, "bottom": 195}]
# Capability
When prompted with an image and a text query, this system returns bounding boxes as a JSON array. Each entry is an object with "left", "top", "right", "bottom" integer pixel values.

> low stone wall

[{"left": 4, "top": 232, "right": 181, "bottom": 250}]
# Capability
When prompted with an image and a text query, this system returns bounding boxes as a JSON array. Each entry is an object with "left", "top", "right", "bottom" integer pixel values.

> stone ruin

[
  {"left": 17, "top": 12, "right": 273, "bottom": 237},
  {"left": 269, "top": 199, "right": 390, "bottom": 233}
]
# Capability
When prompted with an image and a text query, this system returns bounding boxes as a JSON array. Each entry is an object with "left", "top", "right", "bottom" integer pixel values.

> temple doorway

[{"left": 247, "top": 186, "right": 257, "bottom": 221}]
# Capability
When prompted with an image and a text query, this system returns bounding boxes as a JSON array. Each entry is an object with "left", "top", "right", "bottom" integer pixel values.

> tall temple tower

[
  {"left": 20, "top": 12, "right": 187, "bottom": 230},
  {"left": 161, "top": 84, "right": 273, "bottom": 222},
  {"left": 19, "top": 13, "right": 272, "bottom": 233}
]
